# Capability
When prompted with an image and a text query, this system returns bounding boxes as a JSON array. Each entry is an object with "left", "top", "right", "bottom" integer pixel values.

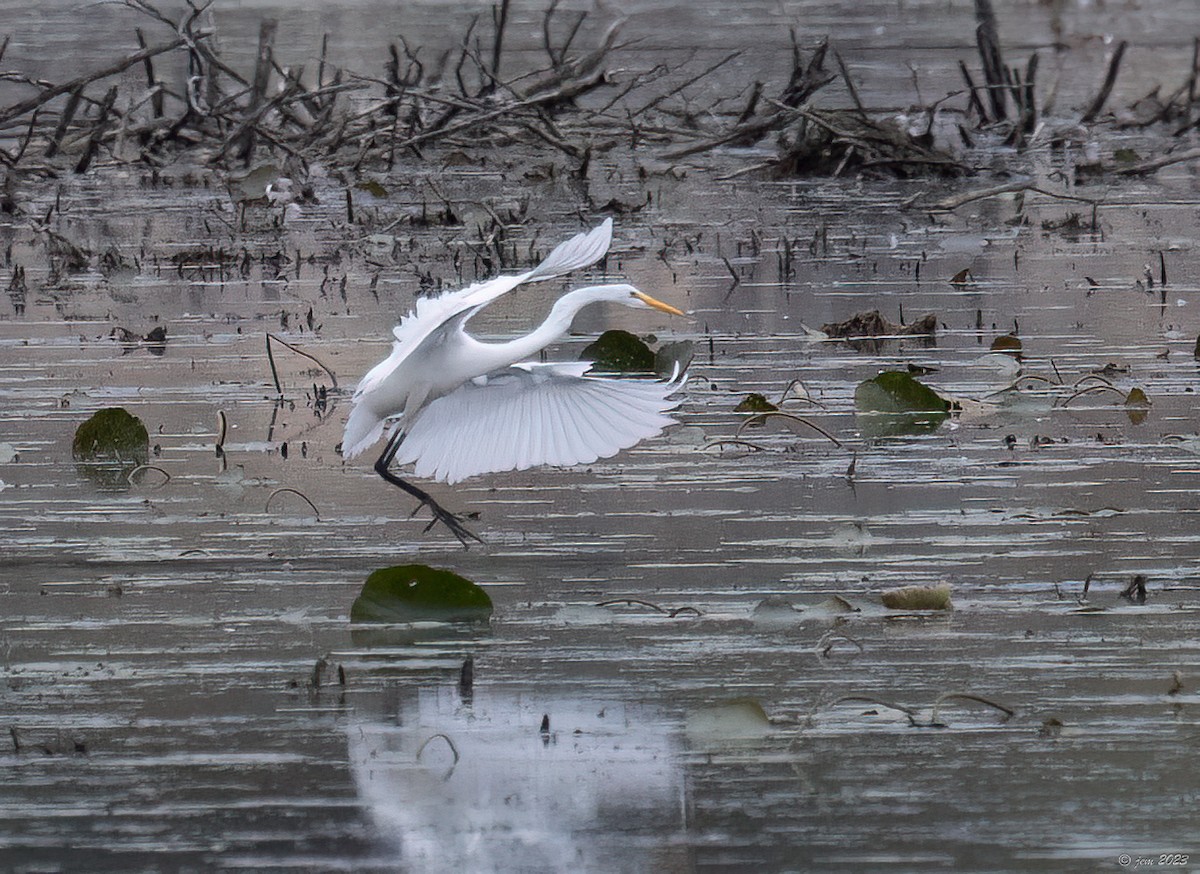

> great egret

[{"left": 342, "top": 219, "right": 686, "bottom": 545}]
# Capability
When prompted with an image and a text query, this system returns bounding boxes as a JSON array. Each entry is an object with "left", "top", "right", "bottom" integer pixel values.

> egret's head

[
  {"left": 558, "top": 284, "right": 686, "bottom": 318},
  {"left": 610, "top": 284, "right": 685, "bottom": 316}
]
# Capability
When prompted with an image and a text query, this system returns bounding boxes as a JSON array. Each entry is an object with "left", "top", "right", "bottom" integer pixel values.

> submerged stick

[
  {"left": 126, "top": 464, "right": 172, "bottom": 488},
  {"left": 735, "top": 411, "right": 843, "bottom": 447},
  {"left": 1116, "top": 145, "right": 1200, "bottom": 176},
  {"left": 929, "top": 692, "right": 1015, "bottom": 725},
  {"left": 265, "top": 487, "right": 321, "bottom": 519}
]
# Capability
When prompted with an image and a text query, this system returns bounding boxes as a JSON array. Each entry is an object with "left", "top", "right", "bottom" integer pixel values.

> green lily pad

[
  {"left": 855, "top": 371, "right": 950, "bottom": 437},
  {"left": 581, "top": 329, "right": 655, "bottom": 373},
  {"left": 990, "top": 334, "right": 1022, "bottom": 357},
  {"left": 685, "top": 698, "right": 773, "bottom": 745},
  {"left": 1125, "top": 387, "right": 1150, "bottom": 425},
  {"left": 881, "top": 584, "right": 952, "bottom": 610},
  {"left": 72, "top": 407, "right": 149, "bottom": 490},
  {"left": 350, "top": 564, "right": 493, "bottom": 624},
  {"left": 229, "top": 162, "right": 282, "bottom": 202},
  {"left": 734, "top": 392, "right": 778, "bottom": 413},
  {"left": 355, "top": 179, "right": 389, "bottom": 198}
]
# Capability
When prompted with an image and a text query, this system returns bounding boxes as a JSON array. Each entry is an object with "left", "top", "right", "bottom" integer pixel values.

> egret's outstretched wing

[
  {"left": 357, "top": 219, "right": 612, "bottom": 397},
  {"left": 394, "top": 363, "right": 685, "bottom": 484}
]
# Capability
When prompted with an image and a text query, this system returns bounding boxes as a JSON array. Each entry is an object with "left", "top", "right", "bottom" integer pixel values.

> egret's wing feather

[
  {"left": 386, "top": 219, "right": 612, "bottom": 354},
  {"left": 395, "top": 364, "right": 684, "bottom": 484}
]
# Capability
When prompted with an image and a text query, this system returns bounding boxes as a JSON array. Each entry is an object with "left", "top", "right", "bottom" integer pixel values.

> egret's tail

[{"left": 341, "top": 403, "right": 387, "bottom": 459}]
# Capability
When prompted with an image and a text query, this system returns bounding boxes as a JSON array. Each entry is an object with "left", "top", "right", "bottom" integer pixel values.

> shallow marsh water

[{"left": 3, "top": 1, "right": 1200, "bottom": 872}]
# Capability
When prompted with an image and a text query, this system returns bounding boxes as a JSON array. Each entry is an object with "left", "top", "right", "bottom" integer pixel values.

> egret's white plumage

[
  {"left": 395, "top": 362, "right": 683, "bottom": 484},
  {"left": 342, "top": 218, "right": 616, "bottom": 459},
  {"left": 342, "top": 220, "right": 686, "bottom": 494}
]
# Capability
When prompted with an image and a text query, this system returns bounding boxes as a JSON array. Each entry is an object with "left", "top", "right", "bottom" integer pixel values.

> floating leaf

[
  {"left": 854, "top": 371, "right": 950, "bottom": 437},
  {"left": 685, "top": 698, "right": 773, "bottom": 745},
  {"left": 653, "top": 339, "right": 694, "bottom": 378},
  {"left": 1113, "top": 147, "right": 1141, "bottom": 164},
  {"left": 949, "top": 267, "right": 972, "bottom": 285},
  {"left": 990, "top": 334, "right": 1022, "bottom": 357},
  {"left": 355, "top": 179, "right": 389, "bottom": 198},
  {"left": 581, "top": 329, "right": 655, "bottom": 373},
  {"left": 1125, "top": 387, "right": 1150, "bottom": 425},
  {"left": 734, "top": 392, "right": 778, "bottom": 413},
  {"left": 807, "top": 595, "right": 862, "bottom": 618},
  {"left": 229, "top": 163, "right": 281, "bottom": 202},
  {"left": 350, "top": 565, "right": 492, "bottom": 624},
  {"left": 72, "top": 407, "right": 149, "bottom": 490},
  {"left": 751, "top": 595, "right": 801, "bottom": 625},
  {"left": 881, "top": 584, "right": 952, "bottom": 611}
]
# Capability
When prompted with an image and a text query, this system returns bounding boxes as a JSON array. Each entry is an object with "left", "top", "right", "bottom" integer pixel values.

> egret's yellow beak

[{"left": 634, "top": 291, "right": 685, "bottom": 316}]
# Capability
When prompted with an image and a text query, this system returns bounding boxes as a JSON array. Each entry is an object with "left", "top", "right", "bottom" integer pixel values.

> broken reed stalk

[
  {"left": 135, "top": 28, "right": 165, "bottom": 118},
  {"left": 265, "top": 332, "right": 339, "bottom": 391},
  {"left": 75, "top": 85, "right": 118, "bottom": 173},
  {"left": 834, "top": 49, "right": 867, "bottom": 120},
  {"left": 215, "top": 410, "right": 228, "bottom": 457},
  {"left": 1080, "top": 39, "right": 1127, "bottom": 124},
  {"left": 44, "top": 86, "right": 83, "bottom": 158},
  {"left": 974, "top": 0, "right": 1008, "bottom": 121},
  {"left": 958, "top": 59, "right": 989, "bottom": 122},
  {"left": 236, "top": 18, "right": 279, "bottom": 164}
]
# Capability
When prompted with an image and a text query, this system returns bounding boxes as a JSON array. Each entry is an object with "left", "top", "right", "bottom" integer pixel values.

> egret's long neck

[{"left": 468, "top": 285, "right": 618, "bottom": 372}]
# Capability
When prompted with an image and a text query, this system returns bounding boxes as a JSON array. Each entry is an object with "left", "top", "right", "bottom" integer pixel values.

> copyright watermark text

[{"left": 1117, "top": 854, "right": 1191, "bottom": 868}]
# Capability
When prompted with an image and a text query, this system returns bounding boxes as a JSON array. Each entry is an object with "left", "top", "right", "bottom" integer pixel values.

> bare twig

[{"left": 0, "top": 36, "right": 188, "bottom": 127}]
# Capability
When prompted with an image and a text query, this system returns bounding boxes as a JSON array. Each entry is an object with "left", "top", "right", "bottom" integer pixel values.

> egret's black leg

[{"left": 373, "top": 428, "right": 483, "bottom": 548}]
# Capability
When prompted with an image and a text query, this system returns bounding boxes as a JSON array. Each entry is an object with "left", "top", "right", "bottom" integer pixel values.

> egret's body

[{"left": 342, "top": 220, "right": 685, "bottom": 544}]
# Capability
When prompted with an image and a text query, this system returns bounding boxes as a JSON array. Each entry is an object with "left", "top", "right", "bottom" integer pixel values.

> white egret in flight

[{"left": 341, "top": 219, "right": 686, "bottom": 545}]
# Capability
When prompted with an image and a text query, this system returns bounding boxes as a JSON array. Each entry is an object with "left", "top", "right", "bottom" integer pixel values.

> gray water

[{"left": 2, "top": 1, "right": 1200, "bottom": 871}]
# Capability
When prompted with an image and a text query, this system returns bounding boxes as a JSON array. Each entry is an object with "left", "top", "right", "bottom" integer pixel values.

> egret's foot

[
  {"left": 374, "top": 432, "right": 483, "bottom": 548},
  {"left": 409, "top": 497, "right": 483, "bottom": 548}
]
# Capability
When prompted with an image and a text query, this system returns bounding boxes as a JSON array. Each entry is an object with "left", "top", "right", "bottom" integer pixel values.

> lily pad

[
  {"left": 1125, "top": 387, "right": 1150, "bottom": 425},
  {"left": 355, "top": 179, "right": 389, "bottom": 198},
  {"left": 881, "top": 584, "right": 952, "bottom": 611},
  {"left": 229, "top": 162, "right": 281, "bottom": 203},
  {"left": 350, "top": 565, "right": 493, "bottom": 624},
  {"left": 654, "top": 339, "right": 694, "bottom": 378},
  {"left": 734, "top": 392, "right": 778, "bottom": 413},
  {"left": 855, "top": 371, "right": 951, "bottom": 437},
  {"left": 990, "top": 334, "right": 1022, "bottom": 357},
  {"left": 685, "top": 698, "right": 773, "bottom": 745},
  {"left": 72, "top": 407, "right": 149, "bottom": 490},
  {"left": 581, "top": 329, "right": 655, "bottom": 373}
]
